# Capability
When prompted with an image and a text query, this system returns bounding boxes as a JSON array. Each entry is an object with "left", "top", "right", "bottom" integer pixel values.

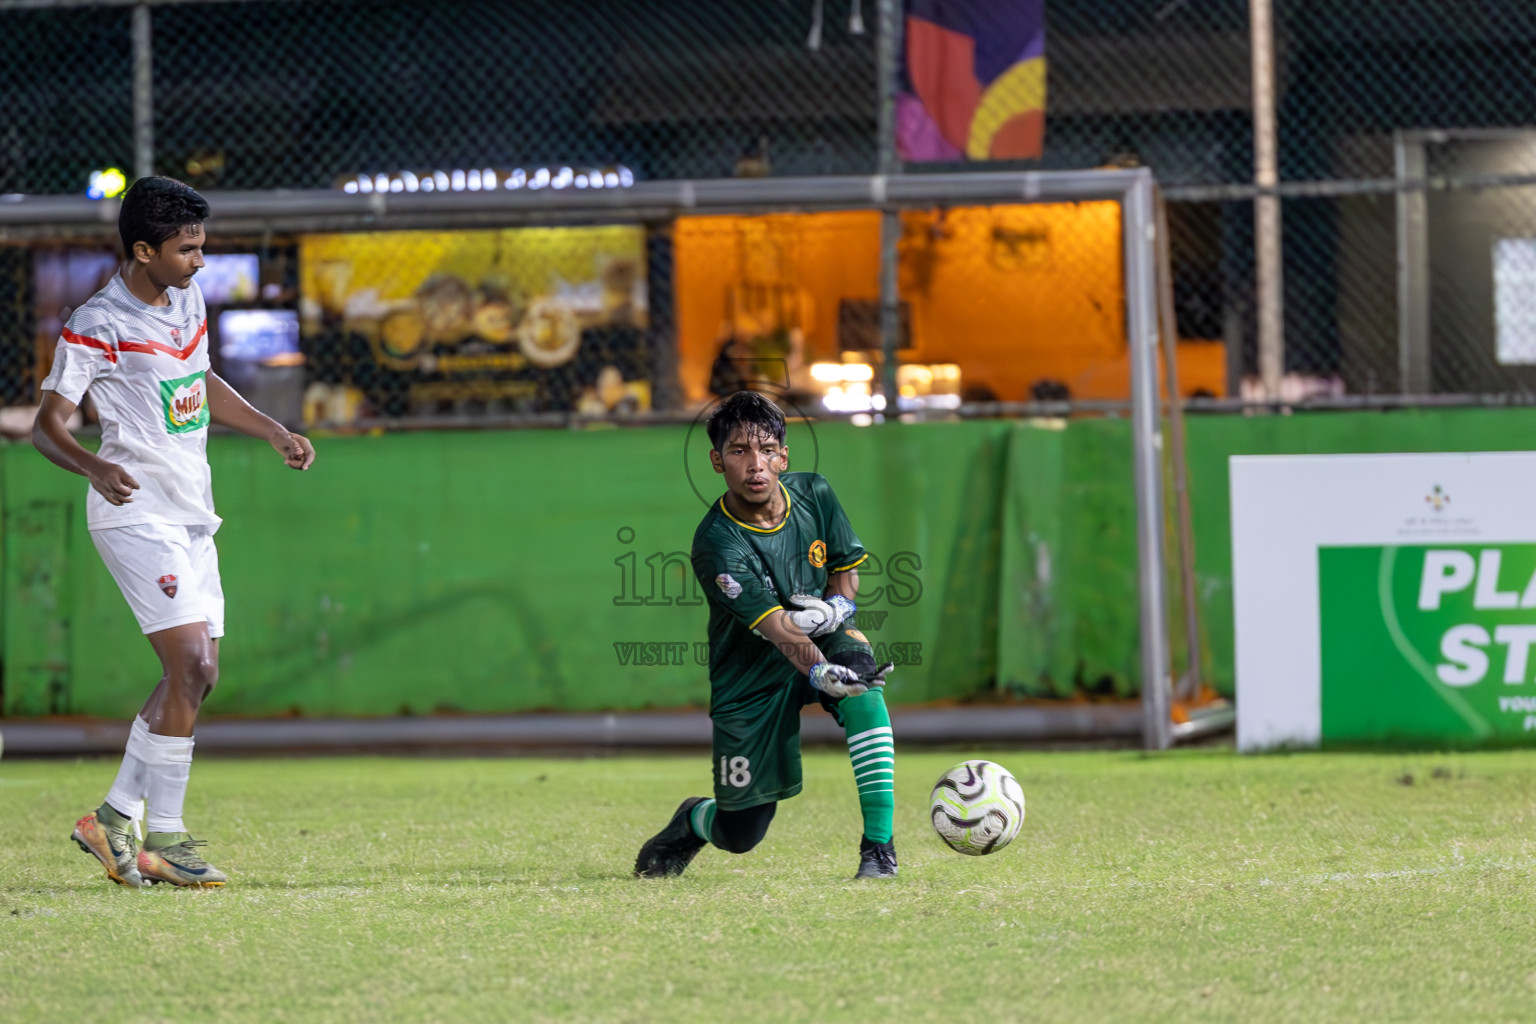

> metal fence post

[
  {"left": 1251, "top": 0, "right": 1283, "bottom": 399},
  {"left": 1395, "top": 132, "right": 1431, "bottom": 393},
  {"left": 132, "top": 2, "right": 153, "bottom": 180},
  {"left": 876, "top": 0, "right": 902, "bottom": 414}
]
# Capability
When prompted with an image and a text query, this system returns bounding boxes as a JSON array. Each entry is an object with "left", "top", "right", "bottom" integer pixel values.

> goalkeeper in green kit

[{"left": 635, "top": 391, "right": 898, "bottom": 880}]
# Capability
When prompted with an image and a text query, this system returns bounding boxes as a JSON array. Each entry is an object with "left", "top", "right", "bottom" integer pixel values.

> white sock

[
  {"left": 103, "top": 716, "right": 153, "bottom": 824},
  {"left": 141, "top": 729, "right": 196, "bottom": 834}
]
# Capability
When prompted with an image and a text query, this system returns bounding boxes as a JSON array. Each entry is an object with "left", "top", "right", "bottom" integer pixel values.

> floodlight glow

[
  {"left": 811, "top": 363, "right": 845, "bottom": 383},
  {"left": 86, "top": 166, "right": 128, "bottom": 200}
]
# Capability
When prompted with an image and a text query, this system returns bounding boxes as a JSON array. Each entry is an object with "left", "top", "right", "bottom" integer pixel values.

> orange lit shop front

[{"left": 673, "top": 205, "right": 1225, "bottom": 407}]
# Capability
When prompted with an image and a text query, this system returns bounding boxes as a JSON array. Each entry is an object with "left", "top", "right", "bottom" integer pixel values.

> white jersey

[{"left": 41, "top": 271, "right": 219, "bottom": 532}]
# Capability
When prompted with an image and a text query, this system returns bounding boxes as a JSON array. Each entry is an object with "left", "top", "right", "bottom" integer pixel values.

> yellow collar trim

[{"left": 719, "top": 482, "right": 792, "bottom": 534}]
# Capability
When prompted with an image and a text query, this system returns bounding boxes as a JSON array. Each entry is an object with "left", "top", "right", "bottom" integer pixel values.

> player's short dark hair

[
  {"left": 118, "top": 176, "right": 209, "bottom": 256},
  {"left": 707, "top": 390, "right": 786, "bottom": 451}
]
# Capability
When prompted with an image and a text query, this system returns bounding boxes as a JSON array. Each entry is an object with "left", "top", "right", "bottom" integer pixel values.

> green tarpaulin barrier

[{"left": 5, "top": 409, "right": 1534, "bottom": 717}]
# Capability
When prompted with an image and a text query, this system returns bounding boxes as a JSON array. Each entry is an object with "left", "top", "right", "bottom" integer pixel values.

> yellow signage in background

[{"left": 299, "top": 226, "right": 649, "bottom": 422}]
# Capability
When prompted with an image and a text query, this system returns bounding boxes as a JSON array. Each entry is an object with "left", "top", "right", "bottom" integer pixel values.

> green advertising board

[{"left": 1320, "top": 544, "right": 1536, "bottom": 745}]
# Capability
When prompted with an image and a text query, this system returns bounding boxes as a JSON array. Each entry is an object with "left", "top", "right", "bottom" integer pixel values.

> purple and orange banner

[{"left": 898, "top": 0, "right": 1046, "bottom": 163}]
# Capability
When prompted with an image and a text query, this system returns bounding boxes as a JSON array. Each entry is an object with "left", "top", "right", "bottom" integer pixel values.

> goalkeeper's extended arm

[
  {"left": 816, "top": 563, "right": 860, "bottom": 633},
  {"left": 754, "top": 611, "right": 892, "bottom": 698}
]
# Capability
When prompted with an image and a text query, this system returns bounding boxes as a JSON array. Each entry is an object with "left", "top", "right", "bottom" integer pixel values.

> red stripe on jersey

[
  {"left": 61, "top": 327, "right": 118, "bottom": 363},
  {"left": 118, "top": 319, "right": 206, "bottom": 360}
]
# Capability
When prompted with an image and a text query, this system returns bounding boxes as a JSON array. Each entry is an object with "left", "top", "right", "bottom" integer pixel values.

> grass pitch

[{"left": 3, "top": 747, "right": 1536, "bottom": 1023}]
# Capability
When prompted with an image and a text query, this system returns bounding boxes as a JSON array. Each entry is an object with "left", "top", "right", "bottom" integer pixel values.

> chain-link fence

[
  {"left": 1, "top": 0, "right": 879, "bottom": 194},
  {"left": 1049, "top": 0, "right": 1536, "bottom": 400},
  {"left": 5, "top": 0, "right": 1536, "bottom": 430}
]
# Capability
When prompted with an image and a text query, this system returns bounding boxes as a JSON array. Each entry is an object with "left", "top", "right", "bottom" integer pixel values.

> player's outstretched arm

[
  {"left": 31, "top": 391, "right": 140, "bottom": 505},
  {"left": 755, "top": 610, "right": 826, "bottom": 676},
  {"left": 825, "top": 567, "right": 859, "bottom": 603},
  {"left": 206, "top": 372, "right": 315, "bottom": 470},
  {"left": 755, "top": 611, "right": 886, "bottom": 697}
]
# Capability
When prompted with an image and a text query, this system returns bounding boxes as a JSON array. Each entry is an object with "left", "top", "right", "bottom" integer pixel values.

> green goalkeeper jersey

[{"left": 691, "top": 472, "right": 868, "bottom": 716}]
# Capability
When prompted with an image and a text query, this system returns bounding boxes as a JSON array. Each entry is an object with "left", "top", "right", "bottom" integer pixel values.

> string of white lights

[{"left": 339, "top": 165, "right": 635, "bottom": 195}]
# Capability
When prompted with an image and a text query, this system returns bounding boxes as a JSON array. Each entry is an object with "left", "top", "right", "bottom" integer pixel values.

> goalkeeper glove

[
  {"left": 786, "top": 594, "right": 857, "bottom": 637},
  {"left": 808, "top": 660, "right": 894, "bottom": 699}
]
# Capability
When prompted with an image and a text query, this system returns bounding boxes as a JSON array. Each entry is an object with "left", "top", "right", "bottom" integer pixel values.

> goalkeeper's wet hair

[
  {"left": 118, "top": 176, "right": 209, "bottom": 257},
  {"left": 707, "top": 390, "right": 786, "bottom": 451}
]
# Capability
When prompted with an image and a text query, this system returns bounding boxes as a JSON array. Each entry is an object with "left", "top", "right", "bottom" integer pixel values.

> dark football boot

[
  {"left": 634, "top": 797, "right": 710, "bottom": 878},
  {"left": 855, "top": 836, "right": 898, "bottom": 879}
]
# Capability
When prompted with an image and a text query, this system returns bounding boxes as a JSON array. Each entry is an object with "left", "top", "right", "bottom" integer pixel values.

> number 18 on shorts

[
  {"left": 710, "top": 694, "right": 808, "bottom": 809},
  {"left": 719, "top": 756, "right": 753, "bottom": 789}
]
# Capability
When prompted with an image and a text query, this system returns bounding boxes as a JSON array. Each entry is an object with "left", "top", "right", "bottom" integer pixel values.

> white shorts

[{"left": 92, "top": 523, "right": 225, "bottom": 638}]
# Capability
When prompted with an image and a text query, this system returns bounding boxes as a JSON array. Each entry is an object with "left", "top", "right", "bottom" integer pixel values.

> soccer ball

[{"left": 929, "top": 760, "right": 1025, "bottom": 856}]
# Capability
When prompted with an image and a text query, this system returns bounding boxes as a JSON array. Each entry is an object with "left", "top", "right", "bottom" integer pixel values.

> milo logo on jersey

[{"left": 160, "top": 371, "right": 210, "bottom": 434}]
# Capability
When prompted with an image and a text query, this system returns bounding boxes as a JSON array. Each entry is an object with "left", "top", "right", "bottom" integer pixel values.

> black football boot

[{"left": 634, "top": 797, "right": 710, "bottom": 878}]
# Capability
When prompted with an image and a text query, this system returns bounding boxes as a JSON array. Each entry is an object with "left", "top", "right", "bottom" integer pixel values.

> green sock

[
  {"left": 144, "top": 831, "right": 191, "bottom": 852},
  {"left": 841, "top": 689, "right": 895, "bottom": 843},
  {"left": 689, "top": 798, "right": 717, "bottom": 843},
  {"left": 97, "top": 801, "right": 133, "bottom": 830}
]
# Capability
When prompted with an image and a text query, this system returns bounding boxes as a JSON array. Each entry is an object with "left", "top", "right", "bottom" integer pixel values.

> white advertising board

[{"left": 1232, "top": 451, "right": 1536, "bottom": 751}]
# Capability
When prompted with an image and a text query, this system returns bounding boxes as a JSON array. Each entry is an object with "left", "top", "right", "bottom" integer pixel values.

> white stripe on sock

[
  {"left": 855, "top": 766, "right": 894, "bottom": 780},
  {"left": 845, "top": 726, "right": 892, "bottom": 745}
]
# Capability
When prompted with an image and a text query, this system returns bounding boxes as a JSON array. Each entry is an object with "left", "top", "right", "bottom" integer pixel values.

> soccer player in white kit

[{"left": 31, "top": 177, "right": 315, "bottom": 887}]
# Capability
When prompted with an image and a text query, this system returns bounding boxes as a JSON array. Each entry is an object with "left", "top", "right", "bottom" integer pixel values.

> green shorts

[{"left": 709, "top": 628, "right": 873, "bottom": 810}]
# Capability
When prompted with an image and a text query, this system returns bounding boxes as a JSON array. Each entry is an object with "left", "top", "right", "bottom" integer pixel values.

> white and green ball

[{"left": 929, "top": 760, "right": 1025, "bottom": 855}]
